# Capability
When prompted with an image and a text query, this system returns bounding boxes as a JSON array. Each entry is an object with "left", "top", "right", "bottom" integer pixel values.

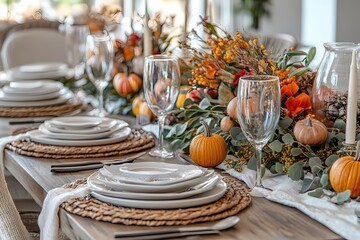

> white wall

[{"left": 336, "top": 0, "right": 360, "bottom": 42}]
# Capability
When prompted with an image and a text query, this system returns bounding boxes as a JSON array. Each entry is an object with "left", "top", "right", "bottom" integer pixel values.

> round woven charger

[
  {"left": 60, "top": 174, "right": 251, "bottom": 226},
  {"left": 0, "top": 99, "right": 85, "bottom": 118},
  {"left": 6, "top": 129, "right": 155, "bottom": 159}
]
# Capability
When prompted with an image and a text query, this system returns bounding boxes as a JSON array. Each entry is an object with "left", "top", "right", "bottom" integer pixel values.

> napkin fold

[
  {"left": 218, "top": 161, "right": 360, "bottom": 240},
  {"left": 0, "top": 133, "right": 32, "bottom": 240},
  {"left": 38, "top": 184, "right": 90, "bottom": 240}
]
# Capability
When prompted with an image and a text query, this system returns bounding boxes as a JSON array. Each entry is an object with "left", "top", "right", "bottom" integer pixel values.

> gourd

[
  {"left": 190, "top": 121, "right": 227, "bottom": 167},
  {"left": 220, "top": 116, "right": 235, "bottom": 133},
  {"left": 113, "top": 73, "right": 142, "bottom": 96},
  {"left": 227, "top": 97, "right": 238, "bottom": 121},
  {"left": 329, "top": 141, "right": 360, "bottom": 198},
  {"left": 293, "top": 116, "right": 328, "bottom": 146}
]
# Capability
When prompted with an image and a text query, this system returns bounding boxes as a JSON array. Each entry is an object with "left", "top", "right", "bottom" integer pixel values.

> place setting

[
  {"left": 0, "top": 79, "right": 84, "bottom": 119},
  {"left": 6, "top": 115, "right": 155, "bottom": 160}
]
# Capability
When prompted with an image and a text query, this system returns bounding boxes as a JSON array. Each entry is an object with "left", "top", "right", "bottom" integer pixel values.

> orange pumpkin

[
  {"left": 190, "top": 121, "right": 227, "bottom": 167},
  {"left": 138, "top": 101, "right": 155, "bottom": 121},
  {"left": 329, "top": 145, "right": 360, "bottom": 197},
  {"left": 113, "top": 73, "right": 142, "bottom": 96},
  {"left": 293, "top": 116, "right": 328, "bottom": 146},
  {"left": 132, "top": 95, "right": 144, "bottom": 116}
]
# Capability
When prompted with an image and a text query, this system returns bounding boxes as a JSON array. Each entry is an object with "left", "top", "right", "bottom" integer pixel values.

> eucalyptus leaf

[
  {"left": 325, "top": 155, "right": 339, "bottom": 167},
  {"left": 306, "top": 47, "right": 316, "bottom": 66},
  {"left": 309, "top": 157, "right": 322, "bottom": 173},
  {"left": 308, "top": 188, "right": 323, "bottom": 198},
  {"left": 334, "top": 190, "right": 351, "bottom": 205},
  {"left": 269, "top": 140, "right": 283, "bottom": 153},
  {"left": 170, "top": 139, "right": 183, "bottom": 150},
  {"left": 275, "top": 162, "right": 284, "bottom": 174},
  {"left": 247, "top": 155, "right": 257, "bottom": 171},
  {"left": 288, "top": 67, "right": 311, "bottom": 78},
  {"left": 334, "top": 119, "right": 346, "bottom": 132},
  {"left": 291, "top": 148, "right": 303, "bottom": 156},
  {"left": 320, "top": 173, "right": 329, "bottom": 187},
  {"left": 282, "top": 133, "right": 295, "bottom": 144},
  {"left": 261, "top": 164, "right": 266, "bottom": 178},
  {"left": 278, "top": 117, "right": 293, "bottom": 129},
  {"left": 230, "top": 127, "right": 245, "bottom": 141},
  {"left": 199, "top": 98, "right": 211, "bottom": 110},
  {"left": 288, "top": 162, "right": 305, "bottom": 181},
  {"left": 301, "top": 178, "right": 314, "bottom": 193},
  {"left": 183, "top": 98, "right": 194, "bottom": 108}
]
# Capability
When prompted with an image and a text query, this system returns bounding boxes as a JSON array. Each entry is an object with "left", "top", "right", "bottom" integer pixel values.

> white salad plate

[
  {"left": 2, "top": 80, "right": 63, "bottom": 95},
  {"left": 38, "top": 120, "right": 128, "bottom": 140},
  {"left": 18, "top": 63, "right": 67, "bottom": 73},
  {"left": 96, "top": 169, "right": 215, "bottom": 193},
  {"left": 90, "top": 177, "right": 227, "bottom": 209},
  {"left": 9, "top": 64, "right": 69, "bottom": 80},
  {"left": 43, "top": 118, "right": 124, "bottom": 134},
  {"left": 88, "top": 172, "right": 220, "bottom": 200},
  {"left": 99, "top": 162, "right": 207, "bottom": 185},
  {"left": 0, "top": 90, "right": 72, "bottom": 107},
  {"left": 50, "top": 116, "right": 103, "bottom": 129},
  {"left": 29, "top": 127, "right": 131, "bottom": 146},
  {"left": 0, "top": 88, "right": 64, "bottom": 101}
]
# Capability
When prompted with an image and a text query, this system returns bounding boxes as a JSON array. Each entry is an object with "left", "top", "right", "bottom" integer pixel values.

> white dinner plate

[
  {"left": 88, "top": 172, "right": 219, "bottom": 200},
  {"left": 96, "top": 169, "right": 215, "bottom": 193},
  {"left": 18, "top": 62, "right": 67, "bottom": 73},
  {"left": 0, "top": 88, "right": 64, "bottom": 101},
  {"left": 100, "top": 162, "right": 207, "bottom": 185},
  {"left": 2, "top": 80, "right": 63, "bottom": 95},
  {"left": 50, "top": 116, "right": 103, "bottom": 129},
  {"left": 38, "top": 120, "right": 128, "bottom": 140},
  {"left": 0, "top": 90, "right": 73, "bottom": 107},
  {"left": 43, "top": 118, "right": 123, "bottom": 134},
  {"left": 90, "top": 177, "right": 227, "bottom": 209},
  {"left": 9, "top": 65, "right": 69, "bottom": 80},
  {"left": 29, "top": 127, "right": 131, "bottom": 146}
]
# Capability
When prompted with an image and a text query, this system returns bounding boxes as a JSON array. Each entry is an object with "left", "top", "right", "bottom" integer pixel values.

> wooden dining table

[{"left": 3, "top": 144, "right": 343, "bottom": 240}]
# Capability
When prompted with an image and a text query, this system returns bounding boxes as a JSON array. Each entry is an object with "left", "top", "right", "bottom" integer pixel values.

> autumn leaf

[{"left": 285, "top": 93, "right": 311, "bottom": 118}]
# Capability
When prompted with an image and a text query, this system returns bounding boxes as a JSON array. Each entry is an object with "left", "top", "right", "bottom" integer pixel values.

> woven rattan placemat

[
  {"left": 6, "top": 129, "right": 155, "bottom": 159},
  {"left": 0, "top": 99, "right": 85, "bottom": 118},
  {"left": 60, "top": 174, "right": 251, "bottom": 226}
]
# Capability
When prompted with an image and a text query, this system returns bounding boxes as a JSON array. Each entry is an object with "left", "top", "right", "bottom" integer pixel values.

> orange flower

[
  {"left": 203, "top": 60, "right": 219, "bottom": 79},
  {"left": 281, "top": 82, "right": 299, "bottom": 97},
  {"left": 285, "top": 93, "right": 311, "bottom": 118},
  {"left": 123, "top": 46, "right": 135, "bottom": 61}
]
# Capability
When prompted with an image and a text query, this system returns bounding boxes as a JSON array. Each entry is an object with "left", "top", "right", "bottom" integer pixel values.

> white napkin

[
  {"left": 38, "top": 184, "right": 90, "bottom": 240},
  {"left": 218, "top": 162, "right": 360, "bottom": 240}
]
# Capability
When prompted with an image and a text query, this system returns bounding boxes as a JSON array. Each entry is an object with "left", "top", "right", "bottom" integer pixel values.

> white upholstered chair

[{"left": 1, "top": 28, "right": 67, "bottom": 70}]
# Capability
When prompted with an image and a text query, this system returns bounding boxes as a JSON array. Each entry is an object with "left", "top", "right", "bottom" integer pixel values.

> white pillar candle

[
  {"left": 345, "top": 50, "right": 358, "bottom": 145},
  {"left": 143, "top": 0, "right": 152, "bottom": 57}
]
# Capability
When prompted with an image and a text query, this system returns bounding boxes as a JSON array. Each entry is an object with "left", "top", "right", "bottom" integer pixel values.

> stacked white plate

[
  {"left": 87, "top": 162, "right": 227, "bottom": 209},
  {"left": 8, "top": 62, "right": 69, "bottom": 80},
  {"left": 0, "top": 80, "right": 73, "bottom": 107},
  {"left": 29, "top": 116, "right": 131, "bottom": 146}
]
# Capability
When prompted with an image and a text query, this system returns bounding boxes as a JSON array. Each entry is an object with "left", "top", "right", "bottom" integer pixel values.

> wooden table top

[{"left": 3, "top": 149, "right": 342, "bottom": 240}]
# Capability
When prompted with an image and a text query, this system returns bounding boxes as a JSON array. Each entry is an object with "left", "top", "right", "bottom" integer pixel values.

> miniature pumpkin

[
  {"left": 227, "top": 97, "right": 238, "bottom": 121},
  {"left": 113, "top": 73, "right": 142, "bottom": 96},
  {"left": 220, "top": 116, "right": 235, "bottom": 133},
  {"left": 190, "top": 121, "right": 227, "bottom": 167},
  {"left": 329, "top": 142, "right": 360, "bottom": 198},
  {"left": 293, "top": 116, "right": 328, "bottom": 146}
]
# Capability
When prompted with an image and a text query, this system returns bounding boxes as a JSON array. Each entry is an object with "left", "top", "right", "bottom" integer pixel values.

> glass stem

[
  {"left": 98, "top": 87, "right": 104, "bottom": 114},
  {"left": 158, "top": 115, "right": 166, "bottom": 149},
  {"left": 255, "top": 146, "right": 263, "bottom": 187}
]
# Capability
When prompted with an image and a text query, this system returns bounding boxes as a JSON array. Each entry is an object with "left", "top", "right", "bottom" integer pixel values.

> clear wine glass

[
  {"left": 85, "top": 30, "right": 114, "bottom": 117},
  {"left": 143, "top": 55, "right": 181, "bottom": 158},
  {"left": 65, "top": 24, "right": 90, "bottom": 80},
  {"left": 237, "top": 75, "right": 281, "bottom": 191}
]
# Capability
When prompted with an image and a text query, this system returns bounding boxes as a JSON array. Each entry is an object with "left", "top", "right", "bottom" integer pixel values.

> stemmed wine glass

[
  {"left": 143, "top": 55, "right": 181, "bottom": 158},
  {"left": 237, "top": 75, "right": 281, "bottom": 191},
  {"left": 85, "top": 30, "right": 114, "bottom": 117}
]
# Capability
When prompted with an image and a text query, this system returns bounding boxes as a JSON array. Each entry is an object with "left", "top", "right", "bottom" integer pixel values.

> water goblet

[
  {"left": 143, "top": 55, "right": 181, "bottom": 158},
  {"left": 85, "top": 30, "right": 114, "bottom": 117},
  {"left": 237, "top": 75, "right": 281, "bottom": 191}
]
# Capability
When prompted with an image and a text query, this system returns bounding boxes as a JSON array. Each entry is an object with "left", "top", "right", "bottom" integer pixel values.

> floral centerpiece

[{"left": 167, "top": 17, "right": 356, "bottom": 203}]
